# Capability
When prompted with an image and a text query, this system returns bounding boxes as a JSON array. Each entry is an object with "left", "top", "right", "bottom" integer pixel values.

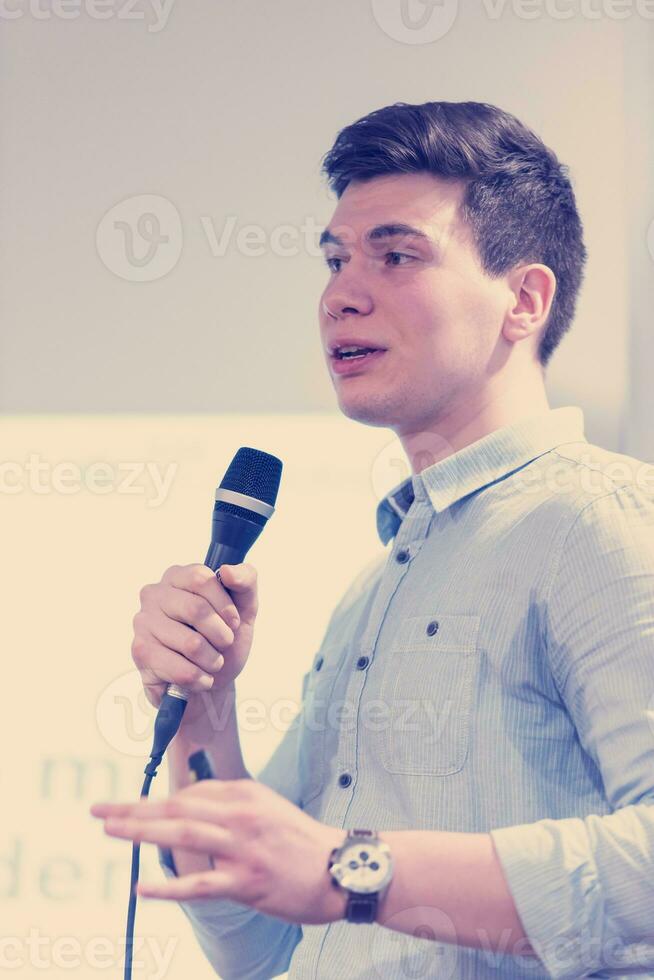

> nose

[{"left": 321, "top": 268, "right": 373, "bottom": 320}]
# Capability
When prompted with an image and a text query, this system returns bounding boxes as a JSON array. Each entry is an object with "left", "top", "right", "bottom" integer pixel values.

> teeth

[{"left": 335, "top": 345, "right": 376, "bottom": 359}]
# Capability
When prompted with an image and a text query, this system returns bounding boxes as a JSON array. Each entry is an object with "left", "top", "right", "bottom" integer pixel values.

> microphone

[
  {"left": 145, "top": 446, "right": 283, "bottom": 774},
  {"left": 124, "top": 448, "right": 282, "bottom": 980}
]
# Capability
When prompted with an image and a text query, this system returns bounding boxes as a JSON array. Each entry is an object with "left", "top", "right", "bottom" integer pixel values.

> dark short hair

[{"left": 320, "top": 101, "right": 587, "bottom": 368}]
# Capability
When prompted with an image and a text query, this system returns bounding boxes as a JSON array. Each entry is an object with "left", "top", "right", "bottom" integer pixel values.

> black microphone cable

[
  {"left": 124, "top": 738, "right": 217, "bottom": 980},
  {"left": 123, "top": 695, "right": 189, "bottom": 980}
]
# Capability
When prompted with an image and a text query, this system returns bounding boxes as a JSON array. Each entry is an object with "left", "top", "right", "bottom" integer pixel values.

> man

[{"left": 91, "top": 101, "right": 654, "bottom": 978}]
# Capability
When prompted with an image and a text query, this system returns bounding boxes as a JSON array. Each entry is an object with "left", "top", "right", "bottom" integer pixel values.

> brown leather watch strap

[{"left": 346, "top": 891, "right": 378, "bottom": 924}]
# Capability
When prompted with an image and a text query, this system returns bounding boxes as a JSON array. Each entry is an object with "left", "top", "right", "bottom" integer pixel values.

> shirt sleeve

[
  {"left": 156, "top": 695, "right": 306, "bottom": 980},
  {"left": 489, "top": 483, "right": 654, "bottom": 979}
]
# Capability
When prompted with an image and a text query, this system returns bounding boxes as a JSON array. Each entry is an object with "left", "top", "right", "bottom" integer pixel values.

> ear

[{"left": 502, "top": 263, "right": 557, "bottom": 348}]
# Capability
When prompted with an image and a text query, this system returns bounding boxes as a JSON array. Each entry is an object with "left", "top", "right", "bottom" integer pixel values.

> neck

[{"left": 397, "top": 371, "right": 550, "bottom": 476}]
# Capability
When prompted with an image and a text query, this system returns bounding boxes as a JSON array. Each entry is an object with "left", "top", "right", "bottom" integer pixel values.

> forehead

[{"left": 322, "top": 172, "right": 466, "bottom": 248}]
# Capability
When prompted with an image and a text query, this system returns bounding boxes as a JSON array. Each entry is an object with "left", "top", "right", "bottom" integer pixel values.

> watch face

[{"left": 331, "top": 838, "right": 393, "bottom": 894}]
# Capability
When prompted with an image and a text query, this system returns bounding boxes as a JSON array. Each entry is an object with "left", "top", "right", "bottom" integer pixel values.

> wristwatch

[{"left": 327, "top": 829, "right": 394, "bottom": 923}]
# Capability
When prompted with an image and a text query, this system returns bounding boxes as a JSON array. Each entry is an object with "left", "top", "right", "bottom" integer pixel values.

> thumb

[{"left": 218, "top": 563, "right": 258, "bottom": 623}]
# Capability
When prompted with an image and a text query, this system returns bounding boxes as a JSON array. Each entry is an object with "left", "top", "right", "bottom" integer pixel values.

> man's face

[{"left": 318, "top": 172, "right": 512, "bottom": 435}]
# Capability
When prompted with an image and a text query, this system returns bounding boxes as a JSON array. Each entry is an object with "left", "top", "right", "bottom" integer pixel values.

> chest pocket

[
  {"left": 297, "top": 646, "right": 345, "bottom": 806},
  {"left": 378, "top": 614, "right": 481, "bottom": 776}
]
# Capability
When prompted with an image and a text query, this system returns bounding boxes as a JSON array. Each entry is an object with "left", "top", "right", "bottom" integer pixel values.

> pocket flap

[{"left": 392, "top": 613, "right": 480, "bottom": 654}]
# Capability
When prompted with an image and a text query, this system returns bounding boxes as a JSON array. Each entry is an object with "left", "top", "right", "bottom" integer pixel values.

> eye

[
  {"left": 324, "top": 251, "right": 415, "bottom": 273},
  {"left": 385, "top": 251, "right": 415, "bottom": 266}
]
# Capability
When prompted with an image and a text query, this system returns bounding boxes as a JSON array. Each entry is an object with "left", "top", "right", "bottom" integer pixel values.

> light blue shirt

[{"left": 160, "top": 406, "right": 654, "bottom": 979}]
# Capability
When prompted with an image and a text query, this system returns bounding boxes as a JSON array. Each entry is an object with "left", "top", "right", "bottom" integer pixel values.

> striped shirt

[{"left": 161, "top": 405, "right": 654, "bottom": 979}]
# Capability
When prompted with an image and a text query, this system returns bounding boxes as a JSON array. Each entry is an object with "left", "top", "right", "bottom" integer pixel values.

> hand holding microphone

[
  {"left": 132, "top": 447, "right": 283, "bottom": 768},
  {"left": 132, "top": 560, "right": 259, "bottom": 735}
]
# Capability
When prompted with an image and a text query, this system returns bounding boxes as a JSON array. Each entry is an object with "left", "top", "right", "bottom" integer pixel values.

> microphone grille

[{"left": 219, "top": 447, "right": 283, "bottom": 507}]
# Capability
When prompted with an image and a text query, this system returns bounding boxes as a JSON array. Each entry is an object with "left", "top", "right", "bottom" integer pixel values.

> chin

[{"left": 337, "top": 393, "right": 401, "bottom": 429}]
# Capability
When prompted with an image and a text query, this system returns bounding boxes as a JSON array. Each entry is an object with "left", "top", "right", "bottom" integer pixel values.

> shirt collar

[{"left": 375, "top": 405, "right": 586, "bottom": 545}]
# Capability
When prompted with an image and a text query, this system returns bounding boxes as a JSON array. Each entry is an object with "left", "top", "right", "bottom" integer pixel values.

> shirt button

[
  {"left": 338, "top": 773, "right": 352, "bottom": 788},
  {"left": 356, "top": 655, "right": 370, "bottom": 670},
  {"left": 396, "top": 549, "right": 410, "bottom": 564},
  {"left": 426, "top": 621, "right": 439, "bottom": 636},
  {"left": 315, "top": 656, "right": 323, "bottom": 671}
]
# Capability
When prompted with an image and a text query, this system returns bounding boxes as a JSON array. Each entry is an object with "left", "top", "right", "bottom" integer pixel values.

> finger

[
  {"left": 159, "top": 588, "right": 236, "bottom": 650},
  {"left": 137, "top": 868, "right": 235, "bottom": 901},
  {"left": 140, "top": 674, "right": 167, "bottom": 708},
  {"left": 147, "top": 610, "right": 225, "bottom": 674},
  {"left": 90, "top": 796, "right": 234, "bottom": 823},
  {"left": 163, "top": 564, "right": 241, "bottom": 629},
  {"left": 102, "top": 816, "right": 234, "bottom": 857},
  {"left": 134, "top": 636, "right": 217, "bottom": 694},
  {"left": 216, "top": 563, "right": 258, "bottom": 623}
]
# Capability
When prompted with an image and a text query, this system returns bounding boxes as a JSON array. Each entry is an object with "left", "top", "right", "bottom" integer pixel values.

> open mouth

[
  {"left": 332, "top": 345, "right": 384, "bottom": 360},
  {"left": 329, "top": 345, "right": 387, "bottom": 374}
]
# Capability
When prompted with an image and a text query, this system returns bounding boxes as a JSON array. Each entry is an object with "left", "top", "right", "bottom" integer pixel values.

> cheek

[
  {"left": 418, "top": 277, "right": 498, "bottom": 353},
  {"left": 389, "top": 283, "right": 456, "bottom": 356},
  {"left": 386, "top": 283, "right": 443, "bottom": 349},
  {"left": 452, "top": 273, "right": 505, "bottom": 339}
]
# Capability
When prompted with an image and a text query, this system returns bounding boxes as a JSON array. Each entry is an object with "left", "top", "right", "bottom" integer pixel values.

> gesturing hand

[{"left": 91, "top": 779, "right": 347, "bottom": 925}]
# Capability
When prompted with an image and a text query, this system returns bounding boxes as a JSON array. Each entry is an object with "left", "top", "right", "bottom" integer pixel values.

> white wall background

[
  {"left": 2, "top": 2, "right": 653, "bottom": 977},
  {"left": 1, "top": 413, "right": 399, "bottom": 979},
  {"left": 0, "top": 0, "right": 652, "bottom": 454}
]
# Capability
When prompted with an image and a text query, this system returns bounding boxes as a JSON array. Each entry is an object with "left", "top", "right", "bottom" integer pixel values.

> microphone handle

[{"left": 166, "top": 539, "right": 246, "bottom": 703}]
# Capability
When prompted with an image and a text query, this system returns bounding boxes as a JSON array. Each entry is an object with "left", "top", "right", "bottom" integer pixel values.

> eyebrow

[{"left": 318, "top": 222, "right": 434, "bottom": 250}]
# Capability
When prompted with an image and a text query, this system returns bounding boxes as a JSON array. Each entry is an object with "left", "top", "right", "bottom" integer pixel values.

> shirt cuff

[{"left": 490, "top": 816, "right": 604, "bottom": 980}]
